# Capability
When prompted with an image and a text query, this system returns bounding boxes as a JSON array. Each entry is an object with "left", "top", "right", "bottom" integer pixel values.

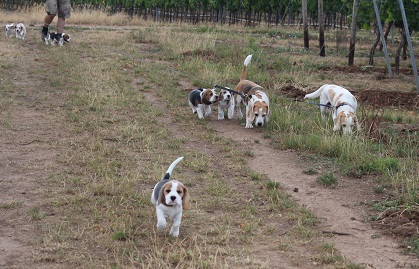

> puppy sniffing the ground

[
  {"left": 151, "top": 157, "right": 191, "bottom": 237},
  {"left": 234, "top": 55, "right": 270, "bottom": 128},
  {"left": 188, "top": 88, "right": 218, "bottom": 119},
  {"left": 304, "top": 84, "right": 360, "bottom": 135}
]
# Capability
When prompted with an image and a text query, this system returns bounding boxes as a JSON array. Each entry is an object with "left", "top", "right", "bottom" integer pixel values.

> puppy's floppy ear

[
  {"left": 182, "top": 186, "right": 191, "bottom": 210},
  {"left": 333, "top": 112, "right": 342, "bottom": 131},
  {"left": 159, "top": 182, "right": 169, "bottom": 205},
  {"left": 247, "top": 107, "right": 255, "bottom": 122},
  {"left": 354, "top": 116, "right": 361, "bottom": 131}
]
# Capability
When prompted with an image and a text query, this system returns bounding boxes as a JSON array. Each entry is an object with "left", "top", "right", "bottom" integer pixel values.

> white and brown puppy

[
  {"left": 234, "top": 55, "right": 270, "bottom": 128},
  {"left": 304, "top": 84, "right": 360, "bottom": 135},
  {"left": 217, "top": 89, "right": 235, "bottom": 120},
  {"left": 188, "top": 88, "right": 218, "bottom": 119},
  {"left": 15, "top": 23, "right": 26, "bottom": 40},
  {"left": 4, "top": 23, "right": 15, "bottom": 38},
  {"left": 151, "top": 157, "right": 190, "bottom": 237},
  {"left": 50, "top": 32, "right": 71, "bottom": 46}
]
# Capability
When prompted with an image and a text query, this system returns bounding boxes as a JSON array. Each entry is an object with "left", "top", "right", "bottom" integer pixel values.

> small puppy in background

[
  {"left": 151, "top": 157, "right": 191, "bottom": 237},
  {"left": 304, "top": 84, "right": 361, "bottom": 135},
  {"left": 4, "top": 23, "right": 15, "bottom": 38},
  {"left": 188, "top": 88, "right": 218, "bottom": 119},
  {"left": 217, "top": 88, "right": 235, "bottom": 120},
  {"left": 234, "top": 55, "right": 270, "bottom": 128},
  {"left": 15, "top": 23, "right": 26, "bottom": 40}
]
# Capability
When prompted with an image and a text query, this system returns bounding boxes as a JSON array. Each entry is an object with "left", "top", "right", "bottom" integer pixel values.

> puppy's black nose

[
  {"left": 257, "top": 122, "right": 262, "bottom": 126},
  {"left": 170, "top": 196, "right": 176, "bottom": 201}
]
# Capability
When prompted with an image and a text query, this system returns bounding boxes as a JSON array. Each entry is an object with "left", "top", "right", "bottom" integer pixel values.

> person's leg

[
  {"left": 55, "top": 0, "right": 71, "bottom": 38},
  {"left": 42, "top": 0, "right": 57, "bottom": 41},
  {"left": 44, "top": 14, "right": 55, "bottom": 27},
  {"left": 56, "top": 17, "right": 65, "bottom": 34}
]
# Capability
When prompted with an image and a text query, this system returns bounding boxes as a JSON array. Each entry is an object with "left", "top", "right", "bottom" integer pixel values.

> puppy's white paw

[
  {"left": 156, "top": 222, "right": 166, "bottom": 230},
  {"left": 169, "top": 228, "right": 180, "bottom": 237}
]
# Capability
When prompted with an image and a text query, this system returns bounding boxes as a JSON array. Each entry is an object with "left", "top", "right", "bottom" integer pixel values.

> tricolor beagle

[
  {"left": 188, "top": 88, "right": 218, "bottom": 119},
  {"left": 234, "top": 55, "right": 270, "bottom": 128},
  {"left": 151, "top": 157, "right": 191, "bottom": 237},
  {"left": 304, "top": 84, "right": 361, "bottom": 135}
]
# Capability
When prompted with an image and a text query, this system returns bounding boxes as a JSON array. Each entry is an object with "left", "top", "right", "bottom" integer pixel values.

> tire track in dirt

[
  {"left": 0, "top": 37, "right": 68, "bottom": 268},
  {"left": 210, "top": 119, "right": 419, "bottom": 269}
]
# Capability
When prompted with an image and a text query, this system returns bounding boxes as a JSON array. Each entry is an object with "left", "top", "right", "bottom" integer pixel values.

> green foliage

[{"left": 317, "top": 172, "right": 338, "bottom": 187}]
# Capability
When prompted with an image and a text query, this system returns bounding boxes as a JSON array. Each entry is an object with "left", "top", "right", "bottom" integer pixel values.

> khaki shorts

[{"left": 45, "top": 0, "right": 71, "bottom": 18}]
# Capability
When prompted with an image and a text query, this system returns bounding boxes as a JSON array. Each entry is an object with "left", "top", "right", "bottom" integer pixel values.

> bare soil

[{"left": 1, "top": 27, "right": 419, "bottom": 269}]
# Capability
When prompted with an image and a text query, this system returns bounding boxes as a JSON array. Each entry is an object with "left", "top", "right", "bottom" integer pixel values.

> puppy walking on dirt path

[{"left": 234, "top": 55, "right": 270, "bottom": 128}]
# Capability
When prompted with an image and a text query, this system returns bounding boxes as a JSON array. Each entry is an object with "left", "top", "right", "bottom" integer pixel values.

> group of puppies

[
  {"left": 4, "top": 22, "right": 71, "bottom": 46},
  {"left": 188, "top": 55, "right": 271, "bottom": 129},
  {"left": 4, "top": 23, "right": 26, "bottom": 40},
  {"left": 188, "top": 54, "right": 360, "bottom": 134},
  {"left": 152, "top": 55, "right": 361, "bottom": 238}
]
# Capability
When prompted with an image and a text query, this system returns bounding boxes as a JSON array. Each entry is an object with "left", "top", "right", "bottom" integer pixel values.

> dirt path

[
  {"left": 209, "top": 119, "right": 419, "bottom": 269},
  {"left": 0, "top": 38, "right": 68, "bottom": 268}
]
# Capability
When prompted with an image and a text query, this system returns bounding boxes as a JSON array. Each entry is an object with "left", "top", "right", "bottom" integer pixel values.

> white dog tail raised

[
  {"left": 163, "top": 157, "right": 184, "bottom": 180},
  {"left": 240, "top": 54, "right": 253, "bottom": 80},
  {"left": 304, "top": 84, "right": 328, "bottom": 99}
]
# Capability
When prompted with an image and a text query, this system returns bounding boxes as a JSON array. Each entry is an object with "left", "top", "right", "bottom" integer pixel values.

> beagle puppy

[
  {"left": 188, "top": 88, "right": 218, "bottom": 119},
  {"left": 4, "top": 23, "right": 15, "bottom": 38},
  {"left": 217, "top": 89, "right": 235, "bottom": 120},
  {"left": 151, "top": 157, "right": 191, "bottom": 237},
  {"left": 15, "top": 23, "right": 26, "bottom": 40},
  {"left": 234, "top": 55, "right": 270, "bottom": 128},
  {"left": 50, "top": 32, "right": 72, "bottom": 46},
  {"left": 304, "top": 84, "right": 361, "bottom": 135}
]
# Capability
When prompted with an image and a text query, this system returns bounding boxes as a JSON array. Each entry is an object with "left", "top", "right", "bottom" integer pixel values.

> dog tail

[
  {"left": 163, "top": 157, "right": 184, "bottom": 180},
  {"left": 240, "top": 54, "right": 253, "bottom": 80},
  {"left": 304, "top": 84, "right": 327, "bottom": 99}
]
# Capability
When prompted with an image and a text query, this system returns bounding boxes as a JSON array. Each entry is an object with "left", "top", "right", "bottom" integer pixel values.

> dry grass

[{"left": 1, "top": 4, "right": 150, "bottom": 26}]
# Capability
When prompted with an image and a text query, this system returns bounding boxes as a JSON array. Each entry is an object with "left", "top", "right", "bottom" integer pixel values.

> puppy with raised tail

[
  {"left": 15, "top": 23, "right": 26, "bottom": 40},
  {"left": 151, "top": 157, "right": 191, "bottom": 237},
  {"left": 4, "top": 23, "right": 15, "bottom": 38},
  {"left": 304, "top": 84, "right": 360, "bottom": 135},
  {"left": 188, "top": 88, "right": 218, "bottom": 119},
  {"left": 234, "top": 55, "right": 270, "bottom": 128},
  {"left": 217, "top": 88, "right": 235, "bottom": 120}
]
